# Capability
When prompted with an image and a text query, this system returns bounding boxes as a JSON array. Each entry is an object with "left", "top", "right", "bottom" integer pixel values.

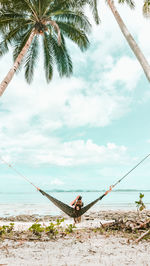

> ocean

[{"left": 0, "top": 190, "right": 150, "bottom": 217}]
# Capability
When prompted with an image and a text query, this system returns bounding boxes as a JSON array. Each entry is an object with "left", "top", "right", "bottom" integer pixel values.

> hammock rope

[
  {"left": 0, "top": 156, "right": 39, "bottom": 190},
  {"left": 0, "top": 154, "right": 150, "bottom": 218}
]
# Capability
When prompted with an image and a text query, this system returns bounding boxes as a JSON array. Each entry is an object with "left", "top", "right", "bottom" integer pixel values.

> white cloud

[
  {"left": 62, "top": 90, "right": 130, "bottom": 127},
  {"left": 0, "top": 133, "right": 128, "bottom": 166},
  {"left": 103, "top": 56, "right": 141, "bottom": 90},
  {"left": 50, "top": 178, "right": 64, "bottom": 186},
  {"left": 0, "top": 52, "right": 131, "bottom": 168},
  {"left": 0, "top": 67, "right": 130, "bottom": 135},
  {"left": 35, "top": 139, "right": 128, "bottom": 166},
  {"left": 138, "top": 91, "right": 150, "bottom": 104}
]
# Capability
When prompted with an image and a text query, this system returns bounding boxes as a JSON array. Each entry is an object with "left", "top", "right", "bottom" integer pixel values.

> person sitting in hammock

[{"left": 72, "top": 195, "right": 83, "bottom": 223}]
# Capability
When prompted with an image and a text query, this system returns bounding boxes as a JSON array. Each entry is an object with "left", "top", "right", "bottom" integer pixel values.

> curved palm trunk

[
  {"left": 107, "top": 0, "right": 150, "bottom": 82},
  {"left": 0, "top": 30, "right": 36, "bottom": 97}
]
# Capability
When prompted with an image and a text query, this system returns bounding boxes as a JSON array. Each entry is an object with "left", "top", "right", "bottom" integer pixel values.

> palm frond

[
  {"left": 118, "top": 0, "right": 135, "bottom": 9},
  {"left": 87, "top": 0, "right": 100, "bottom": 24},
  {"left": 0, "top": 11, "right": 26, "bottom": 30},
  {"left": 0, "top": 0, "right": 32, "bottom": 14},
  {"left": 50, "top": 33, "right": 73, "bottom": 77},
  {"left": 23, "top": 0, "right": 39, "bottom": 21},
  {"left": 42, "top": 0, "right": 53, "bottom": 17},
  {"left": 143, "top": 0, "right": 150, "bottom": 18},
  {"left": 43, "top": 32, "right": 54, "bottom": 82},
  {"left": 47, "top": 0, "right": 72, "bottom": 13},
  {"left": 53, "top": 0, "right": 100, "bottom": 24},
  {"left": 24, "top": 34, "right": 39, "bottom": 83},
  {"left": 0, "top": 24, "right": 31, "bottom": 58},
  {"left": 37, "top": 0, "right": 52, "bottom": 17},
  {"left": 28, "top": 0, "right": 44, "bottom": 17},
  {"left": 0, "top": 8, "right": 34, "bottom": 34},
  {"left": 13, "top": 28, "right": 34, "bottom": 72},
  {"left": 1, "top": 21, "right": 31, "bottom": 39},
  {"left": 0, "top": 40, "right": 9, "bottom": 57},
  {"left": 55, "top": 21, "right": 90, "bottom": 51},
  {"left": 51, "top": 10, "right": 91, "bottom": 33}
]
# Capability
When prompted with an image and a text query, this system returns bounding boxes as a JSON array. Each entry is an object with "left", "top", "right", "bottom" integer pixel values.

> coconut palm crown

[
  {"left": 143, "top": 0, "right": 150, "bottom": 18},
  {"left": 0, "top": 0, "right": 91, "bottom": 95}
]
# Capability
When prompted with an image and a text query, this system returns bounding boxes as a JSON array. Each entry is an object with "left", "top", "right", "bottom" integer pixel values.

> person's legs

[
  {"left": 74, "top": 206, "right": 80, "bottom": 223},
  {"left": 77, "top": 216, "right": 81, "bottom": 223},
  {"left": 75, "top": 206, "right": 82, "bottom": 223},
  {"left": 74, "top": 217, "right": 78, "bottom": 223}
]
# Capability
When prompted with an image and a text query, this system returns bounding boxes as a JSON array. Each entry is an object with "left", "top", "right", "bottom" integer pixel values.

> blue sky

[{"left": 0, "top": 1, "right": 150, "bottom": 193}]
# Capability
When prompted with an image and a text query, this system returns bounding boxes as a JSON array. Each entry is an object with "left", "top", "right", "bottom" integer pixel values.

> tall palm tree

[
  {"left": 107, "top": 0, "right": 150, "bottom": 82},
  {"left": 72, "top": 0, "right": 150, "bottom": 82},
  {"left": 0, "top": 0, "right": 91, "bottom": 96}
]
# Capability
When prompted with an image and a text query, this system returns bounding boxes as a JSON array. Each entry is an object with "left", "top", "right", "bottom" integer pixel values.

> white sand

[
  {"left": 0, "top": 219, "right": 150, "bottom": 266},
  {"left": 0, "top": 234, "right": 150, "bottom": 266}
]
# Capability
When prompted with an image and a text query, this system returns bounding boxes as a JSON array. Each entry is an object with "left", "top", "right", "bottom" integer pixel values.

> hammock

[
  {"left": 38, "top": 154, "right": 150, "bottom": 218},
  {"left": 39, "top": 189, "right": 105, "bottom": 218}
]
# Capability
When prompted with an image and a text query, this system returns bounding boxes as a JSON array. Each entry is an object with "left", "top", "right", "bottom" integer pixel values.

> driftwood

[
  {"left": 136, "top": 229, "right": 150, "bottom": 243},
  {"left": 133, "top": 219, "right": 150, "bottom": 230},
  {"left": 98, "top": 216, "right": 150, "bottom": 243},
  {"left": 100, "top": 221, "right": 115, "bottom": 228}
]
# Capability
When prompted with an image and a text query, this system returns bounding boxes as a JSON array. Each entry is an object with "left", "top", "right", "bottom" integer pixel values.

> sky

[{"left": 0, "top": 0, "right": 150, "bottom": 193}]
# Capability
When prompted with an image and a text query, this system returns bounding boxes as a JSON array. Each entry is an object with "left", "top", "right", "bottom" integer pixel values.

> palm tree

[
  {"left": 107, "top": 0, "right": 150, "bottom": 82},
  {"left": 72, "top": 0, "right": 150, "bottom": 82},
  {"left": 0, "top": 0, "right": 91, "bottom": 96}
]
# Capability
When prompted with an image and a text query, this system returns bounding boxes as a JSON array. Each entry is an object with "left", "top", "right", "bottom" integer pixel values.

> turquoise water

[{"left": 0, "top": 190, "right": 150, "bottom": 217}]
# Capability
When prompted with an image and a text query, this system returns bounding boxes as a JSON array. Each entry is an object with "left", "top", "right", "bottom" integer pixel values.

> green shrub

[
  {"left": 0, "top": 223, "right": 14, "bottom": 236},
  {"left": 28, "top": 223, "right": 45, "bottom": 236},
  {"left": 45, "top": 222, "right": 58, "bottom": 236},
  {"left": 65, "top": 224, "right": 76, "bottom": 234},
  {"left": 56, "top": 218, "right": 65, "bottom": 226},
  {"left": 135, "top": 193, "right": 146, "bottom": 212},
  {"left": 28, "top": 219, "right": 65, "bottom": 238}
]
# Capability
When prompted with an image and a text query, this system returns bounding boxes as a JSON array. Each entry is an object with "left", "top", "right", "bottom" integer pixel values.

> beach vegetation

[
  {"left": 135, "top": 193, "right": 146, "bottom": 212},
  {"left": 0, "top": 0, "right": 91, "bottom": 96},
  {"left": 0, "top": 213, "right": 149, "bottom": 243},
  {"left": 45, "top": 222, "right": 58, "bottom": 237},
  {"left": 28, "top": 218, "right": 65, "bottom": 238},
  {"left": 28, "top": 222, "right": 45, "bottom": 236},
  {"left": 65, "top": 223, "right": 76, "bottom": 234},
  {"left": 0, "top": 222, "right": 14, "bottom": 237},
  {"left": 56, "top": 218, "right": 65, "bottom": 226}
]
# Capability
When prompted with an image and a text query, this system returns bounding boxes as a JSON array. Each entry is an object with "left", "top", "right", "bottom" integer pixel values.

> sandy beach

[
  {"left": 1, "top": 234, "right": 150, "bottom": 266},
  {"left": 0, "top": 210, "right": 150, "bottom": 266}
]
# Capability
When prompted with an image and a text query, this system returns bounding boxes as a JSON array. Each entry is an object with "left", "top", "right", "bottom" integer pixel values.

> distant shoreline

[{"left": 0, "top": 189, "right": 150, "bottom": 194}]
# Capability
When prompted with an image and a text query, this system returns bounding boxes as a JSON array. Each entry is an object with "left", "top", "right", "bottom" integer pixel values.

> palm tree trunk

[
  {"left": 107, "top": 0, "right": 150, "bottom": 82},
  {"left": 0, "top": 30, "right": 36, "bottom": 97}
]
